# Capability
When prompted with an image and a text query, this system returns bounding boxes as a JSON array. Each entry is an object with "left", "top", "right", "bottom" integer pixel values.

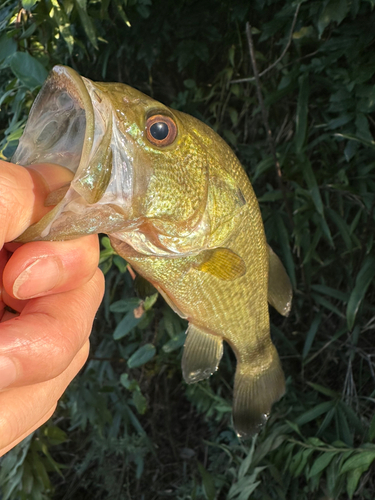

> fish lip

[{"left": 12, "top": 65, "right": 95, "bottom": 174}]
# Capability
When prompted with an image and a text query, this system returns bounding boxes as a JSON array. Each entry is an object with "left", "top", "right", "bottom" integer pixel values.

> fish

[{"left": 12, "top": 65, "right": 292, "bottom": 437}]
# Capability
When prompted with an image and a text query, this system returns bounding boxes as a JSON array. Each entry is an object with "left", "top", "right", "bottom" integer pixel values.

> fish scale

[{"left": 12, "top": 65, "right": 293, "bottom": 437}]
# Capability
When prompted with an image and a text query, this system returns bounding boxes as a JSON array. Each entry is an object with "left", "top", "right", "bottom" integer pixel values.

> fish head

[{"left": 12, "top": 65, "right": 216, "bottom": 247}]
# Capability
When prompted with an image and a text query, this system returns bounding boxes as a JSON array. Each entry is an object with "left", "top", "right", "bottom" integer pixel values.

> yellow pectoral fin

[
  {"left": 182, "top": 324, "right": 223, "bottom": 383},
  {"left": 268, "top": 245, "right": 293, "bottom": 316},
  {"left": 194, "top": 248, "right": 246, "bottom": 281}
]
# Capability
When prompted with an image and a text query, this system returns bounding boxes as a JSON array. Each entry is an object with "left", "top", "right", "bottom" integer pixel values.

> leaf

[
  {"left": 326, "top": 207, "right": 352, "bottom": 251},
  {"left": 75, "top": 1, "right": 98, "bottom": 50},
  {"left": 369, "top": 413, "right": 375, "bottom": 441},
  {"left": 309, "top": 452, "right": 337, "bottom": 478},
  {"left": 127, "top": 344, "right": 156, "bottom": 369},
  {"left": 162, "top": 331, "right": 186, "bottom": 353},
  {"left": 0, "top": 35, "right": 17, "bottom": 64},
  {"left": 346, "top": 255, "right": 375, "bottom": 330},
  {"left": 295, "top": 401, "right": 335, "bottom": 426},
  {"left": 307, "top": 382, "right": 339, "bottom": 399},
  {"left": 133, "top": 390, "right": 147, "bottom": 414},
  {"left": 22, "top": 0, "right": 40, "bottom": 9},
  {"left": 238, "top": 436, "right": 257, "bottom": 479},
  {"left": 318, "top": 0, "right": 350, "bottom": 36},
  {"left": 340, "top": 450, "right": 375, "bottom": 474},
  {"left": 274, "top": 213, "right": 296, "bottom": 289},
  {"left": 295, "top": 73, "right": 309, "bottom": 154},
  {"left": 302, "top": 312, "right": 322, "bottom": 359},
  {"left": 346, "top": 466, "right": 368, "bottom": 499},
  {"left": 197, "top": 462, "right": 215, "bottom": 500},
  {"left": 113, "top": 309, "right": 142, "bottom": 340},
  {"left": 9, "top": 52, "right": 47, "bottom": 90},
  {"left": 50, "top": 0, "right": 75, "bottom": 53},
  {"left": 143, "top": 293, "right": 158, "bottom": 311},
  {"left": 301, "top": 158, "right": 324, "bottom": 216},
  {"left": 110, "top": 298, "right": 140, "bottom": 313}
]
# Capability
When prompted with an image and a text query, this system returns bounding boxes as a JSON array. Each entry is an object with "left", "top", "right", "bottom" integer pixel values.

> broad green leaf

[
  {"left": 346, "top": 466, "right": 367, "bottom": 499},
  {"left": 197, "top": 462, "right": 215, "bottom": 500},
  {"left": 10, "top": 52, "right": 47, "bottom": 90},
  {"left": 340, "top": 450, "right": 375, "bottom": 474},
  {"left": 22, "top": 0, "right": 40, "bottom": 9},
  {"left": 127, "top": 344, "right": 156, "bottom": 369},
  {"left": 133, "top": 390, "right": 147, "bottom": 414},
  {"left": 309, "top": 452, "right": 337, "bottom": 478},
  {"left": 346, "top": 255, "right": 375, "bottom": 330},
  {"left": 113, "top": 309, "right": 142, "bottom": 340},
  {"left": 110, "top": 298, "right": 141, "bottom": 313},
  {"left": 162, "top": 331, "right": 186, "bottom": 353},
  {"left": 295, "top": 73, "right": 309, "bottom": 154},
  {"left": 318, "top": 0, "right": 350, "bottom": 36},
  {"left": 0, "top": 35, "right": 17, "bottom": 64}
]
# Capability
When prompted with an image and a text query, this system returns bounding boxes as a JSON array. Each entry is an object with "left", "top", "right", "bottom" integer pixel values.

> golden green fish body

[{"left": 13, "top": 66, "right": 292, "bottom": 437}]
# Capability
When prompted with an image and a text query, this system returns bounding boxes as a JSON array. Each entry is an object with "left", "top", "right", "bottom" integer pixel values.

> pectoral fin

[
  {"left": 268, "top": 245, "right": 292, "bottom": 316},
  {"left": 182, "top": 324, "right": 223, "bottom": 383},
  {"left": 194, "top": 248, "right": 246, "bottom": 281}
]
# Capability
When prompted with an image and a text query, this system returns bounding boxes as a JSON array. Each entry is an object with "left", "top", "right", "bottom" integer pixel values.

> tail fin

[{"left": 233, "top": 347, "right": 285, "bottom": 438}]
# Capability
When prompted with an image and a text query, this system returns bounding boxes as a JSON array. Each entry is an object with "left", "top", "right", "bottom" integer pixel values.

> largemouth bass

[{"left": 12, "top": 66, "right": 292, "bottom": 437}]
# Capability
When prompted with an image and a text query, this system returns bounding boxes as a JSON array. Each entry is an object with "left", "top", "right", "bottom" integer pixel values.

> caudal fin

[{"left": 233, "top": 348, "right": 285, "bottom": 437}]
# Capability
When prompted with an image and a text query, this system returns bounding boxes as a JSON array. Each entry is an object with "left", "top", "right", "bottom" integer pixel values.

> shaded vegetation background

[{"left": 1, "top": 0, "right": 375, "bottom": 498}]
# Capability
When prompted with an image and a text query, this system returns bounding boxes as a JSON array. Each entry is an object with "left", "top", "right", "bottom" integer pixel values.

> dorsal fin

[{"left": 268, "top": 245, "right": 292, "bottom": 316}]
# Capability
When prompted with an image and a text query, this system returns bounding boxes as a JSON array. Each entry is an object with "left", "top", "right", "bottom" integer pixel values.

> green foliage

[{"left": 1, "top": 0, "right": 375, "bottom": 498}]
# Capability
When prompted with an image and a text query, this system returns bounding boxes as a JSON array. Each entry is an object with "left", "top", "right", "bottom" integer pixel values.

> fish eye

[{"left": 146, "top": 114, "right": 177, "bottom": 147}]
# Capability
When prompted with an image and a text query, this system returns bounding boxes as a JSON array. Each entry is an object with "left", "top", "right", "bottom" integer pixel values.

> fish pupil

[{"left": 150, "top": 122, "right": 169, "bottom": 141}]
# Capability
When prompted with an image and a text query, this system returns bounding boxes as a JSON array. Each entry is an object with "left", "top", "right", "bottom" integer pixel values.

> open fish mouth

[
  {"left": 12, "top": 65, "right": 94, "bottom": 174},
  {"left": 12, "top": 66, "right": 134, "bottom": 241}
]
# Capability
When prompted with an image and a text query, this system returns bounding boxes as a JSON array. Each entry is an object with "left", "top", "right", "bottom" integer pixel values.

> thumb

[{"left": 0, "top": 160, "right": 73, "bottom": 246}]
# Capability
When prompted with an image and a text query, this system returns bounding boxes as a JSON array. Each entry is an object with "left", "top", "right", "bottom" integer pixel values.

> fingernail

[
  {"left": 0, "top": 357, "right": 17, "bottom": 389},
  {"left": 13, "top": 257, "right": 61, "bottom": 299}
]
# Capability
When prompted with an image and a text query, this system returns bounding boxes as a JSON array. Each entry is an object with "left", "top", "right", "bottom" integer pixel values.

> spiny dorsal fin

[
  {"left": 182, "top": 323, "right": 223, "bottom": 384},
  {"left": 194, "top": 248, "right": 246, "bottom": 281},
  {"left": 268, "top": 245, "right": 292, "bottom": 316}
]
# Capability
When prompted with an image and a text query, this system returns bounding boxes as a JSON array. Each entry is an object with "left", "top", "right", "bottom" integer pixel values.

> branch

[{"left": 231, "top": 4, "right": 300, "bottom": 84}]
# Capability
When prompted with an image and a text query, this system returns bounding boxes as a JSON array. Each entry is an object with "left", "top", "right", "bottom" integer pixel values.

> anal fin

[
  {"left": 233, "top": 346, "right": 285, "bottom": 437},
  {"left": 182, "top": 324, "right": 223, "bottom": 384},
  {"left": 268, "top": 245, "right": 292, "bottom": 316}
]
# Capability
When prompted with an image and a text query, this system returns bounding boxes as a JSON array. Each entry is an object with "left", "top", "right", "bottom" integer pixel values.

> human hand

[{"left": 0, "top": 160, "right": 104, "bottom": 456}]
